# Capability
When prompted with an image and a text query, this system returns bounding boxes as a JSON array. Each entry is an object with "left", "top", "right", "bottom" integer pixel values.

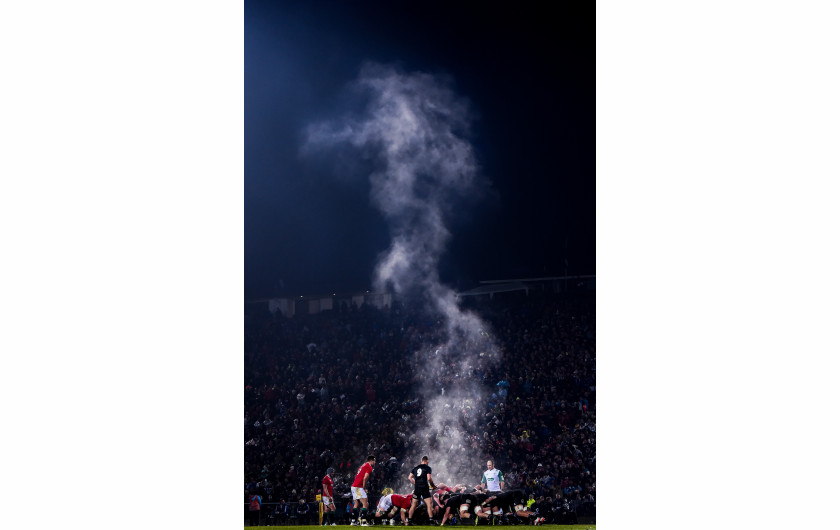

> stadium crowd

[{"left": 245, "top": 290, "right": 595, "bottom": 525}]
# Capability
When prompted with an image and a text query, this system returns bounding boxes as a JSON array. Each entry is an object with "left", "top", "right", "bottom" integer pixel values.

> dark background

[{"left": 245, "top": 0, "right": 594, "bottom": 298}]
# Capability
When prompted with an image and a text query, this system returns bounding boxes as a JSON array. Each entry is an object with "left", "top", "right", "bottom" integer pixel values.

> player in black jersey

[
  {"left": 483, "top": 489, "right": 542, "bottom": 525},
  {"left": 406, "top": 456, "right": 437, "bottom": 524},
  {"left": 437, "top": 493, "right": 464, "bottom": 526},
  {"left": 437, "top": 493, "right": 492, "bottom": 526}
]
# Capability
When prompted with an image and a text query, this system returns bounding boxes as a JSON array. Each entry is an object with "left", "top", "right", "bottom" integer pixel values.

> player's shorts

[
  {"left": 377, "top": 496, "right": 394, "bottom": 513},
  {"left": 323, "top": 496, "right": 335, "bottom": 507},
  {"left": 512, "top": 504, "right": 524, "bottom": 512},
  {"left": 351, "top": 487, "right": 368, "bottom": 500},
  {"left": 459, "top": 504, "right": 472, "bottom": 514},
  {"left": 412, "top": 487, "right": 431, "bottom": 501}
]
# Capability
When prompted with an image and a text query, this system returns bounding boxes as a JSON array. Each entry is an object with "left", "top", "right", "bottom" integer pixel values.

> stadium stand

[{"left": 245, "top": 288, "right": 595, "bottom": 525}]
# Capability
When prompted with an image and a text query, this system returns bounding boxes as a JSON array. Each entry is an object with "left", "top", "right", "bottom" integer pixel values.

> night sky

[{"left": 245, "top": 0, "right": 594, "bottom": 299}]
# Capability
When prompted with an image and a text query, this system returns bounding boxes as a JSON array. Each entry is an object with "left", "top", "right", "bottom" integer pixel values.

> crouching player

[
  {"left": 375, "top": 493, "right": 413, "bottom": 525},
  {"left": 438, "top": 492, "right": 492, "bottom": 526},
  {"left": 432, "top": 484, "right": 455, "bottom": 519},
  {"left": 483, "top": 489, "right": 544, "bottom": 525}
]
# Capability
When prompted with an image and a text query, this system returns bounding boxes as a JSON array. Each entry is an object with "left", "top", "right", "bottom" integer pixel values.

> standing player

[
  {"left": 406, "top": 456, "right": 438, "bottom": 525},
  {"left": 351, "top": 455, "right": 376, "bottom": 526},
  {"left": 322, "top": 467, "right": 337, "bottom": 526},
  {"left": 374, "top": 492, "right": 413, "bottom": 525},
  {"left": 481, "top": 460, "right": 504, "bottom": 493}
]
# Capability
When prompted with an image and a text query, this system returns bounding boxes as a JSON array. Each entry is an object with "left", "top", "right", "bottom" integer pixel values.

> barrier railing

[{"left": 246, "top": 501, "right": 351, "bottom": 526}]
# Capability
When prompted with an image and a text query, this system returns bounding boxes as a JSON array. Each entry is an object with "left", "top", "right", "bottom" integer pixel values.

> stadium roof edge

[
  {"left": 457, "top": 282, "right": 530, "bottom": 297},
  {"left": 478, "top": 274, "right": 595, "bottom": 284}
]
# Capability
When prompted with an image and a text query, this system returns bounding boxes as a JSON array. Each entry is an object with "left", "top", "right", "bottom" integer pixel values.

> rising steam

[{"left": 305, "top": 63, "right": 503, "bottom": 490}]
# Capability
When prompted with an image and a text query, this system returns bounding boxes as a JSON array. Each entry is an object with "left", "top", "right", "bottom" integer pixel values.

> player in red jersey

[
  {"left": 322, "top": 467, "right": 337, "bottom": 526},
  {"left": 351, "top": 455, "right": 376, "bottom": 526},
  {"left": 374, "top": 493, "right": 413, "bottom": 525}
]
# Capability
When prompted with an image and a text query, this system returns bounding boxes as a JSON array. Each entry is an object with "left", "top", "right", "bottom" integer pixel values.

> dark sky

[{"left": 245, "top": 0, "right": 594, "bottom": 299}]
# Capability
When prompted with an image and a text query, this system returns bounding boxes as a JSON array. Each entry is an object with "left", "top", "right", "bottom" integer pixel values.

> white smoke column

[{"left": 306, "top": 63, "right": 503, "bottom": 489}]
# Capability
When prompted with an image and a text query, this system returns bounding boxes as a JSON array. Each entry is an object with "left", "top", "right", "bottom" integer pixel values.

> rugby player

[
  {"left": 437, "top": 492, "right": 492, "bottom": 526},
  {"left": 351, "top": 455, "right": 376, "bottom": 526},
  {"left": 482, "top": 489, "right": 544, "bottom": 525},
  {"left": 322, "top": 467, "right": 337, "bottom": 525},
  {"left": 431, "top": 484, "right": 454, "bottom": 517},
  {"left": 374, "top": 493, "right": 413, "bottom": 525},
  {"left": 406, "top": 456, "right": 437, "bottom": 525}
]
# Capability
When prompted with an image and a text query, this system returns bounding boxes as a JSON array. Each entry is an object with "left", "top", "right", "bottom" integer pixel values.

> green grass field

[{"left": 246, "top": 527, "right": 594, "bottom": 530}]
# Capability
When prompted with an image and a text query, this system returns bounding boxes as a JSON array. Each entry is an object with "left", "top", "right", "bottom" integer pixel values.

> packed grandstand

[{"left": 245, "top": 285, "right": 595, "bottom": 525}]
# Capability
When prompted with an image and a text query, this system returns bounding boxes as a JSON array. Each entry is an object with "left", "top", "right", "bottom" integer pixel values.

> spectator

[
  {"left": 248, "top": 489, "right": 262, "bottom": 527},
  {"left": 276, "top": 499, "right": 291, "bottom": 525},
  {"left": 297, "top": 498, "right": 312, "bottom": 524}
]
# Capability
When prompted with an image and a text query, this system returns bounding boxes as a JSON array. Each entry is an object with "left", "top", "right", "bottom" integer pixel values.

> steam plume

[{"left": 305, "top": 63, "right": 503, "bottom": 490}]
